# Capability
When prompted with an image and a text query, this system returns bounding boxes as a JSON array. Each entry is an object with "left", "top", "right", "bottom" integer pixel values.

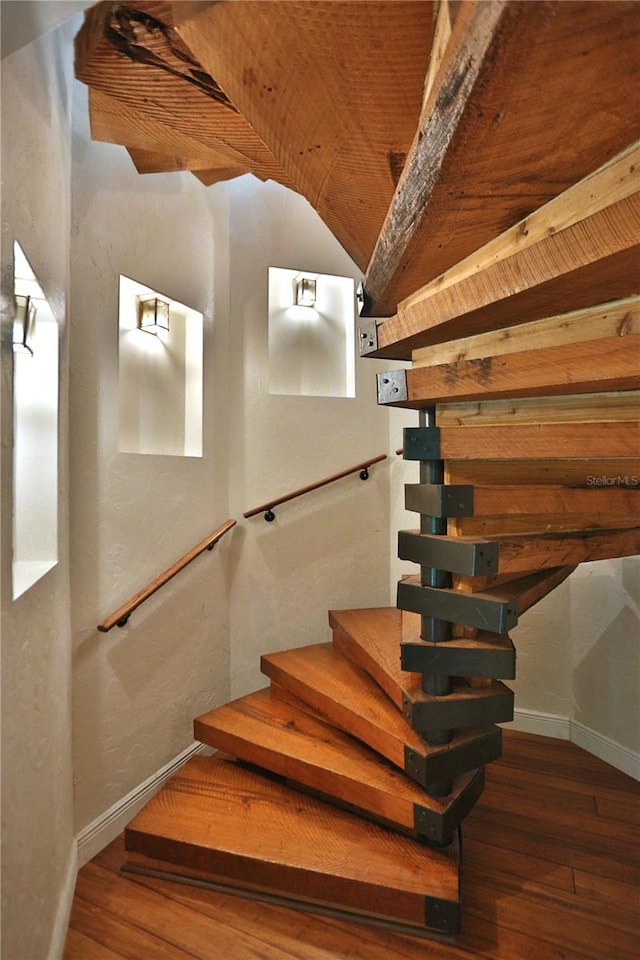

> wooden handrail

[
  {"left": 97, "top": 519, "right": 237, "bottom": 632},
  {"left": 243, "top": 455, "right": 388, "bottom": 521}
]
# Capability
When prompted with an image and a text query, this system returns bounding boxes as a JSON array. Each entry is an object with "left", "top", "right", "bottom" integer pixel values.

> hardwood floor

[{"left": 64, "top": 731, "right": 640, "bottom": 960}]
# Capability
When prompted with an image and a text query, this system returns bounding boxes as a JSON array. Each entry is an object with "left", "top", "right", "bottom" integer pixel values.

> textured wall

[
  {"left": 570, "top": 558, "right": 640, "bottom": 755},
  {"left": 69, "top": 82, "right": 232, "bottom": 833},
  {"left": 218, "top": 176, "right": 394, "bottom": 698},
  {"left": 0, "top": 23, "right": 76, "bottom": 960}
]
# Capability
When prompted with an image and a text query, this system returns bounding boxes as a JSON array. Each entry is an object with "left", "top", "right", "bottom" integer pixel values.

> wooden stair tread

[
  {"left": 194, "top": 687, "right": 484, "bottom": 842},
  {"left": 330, "top": 607, "right": 513, "bottom": 731},
  {"left": 330, "top": 606, "right": 512, "bottom": 706},
  {"left": 124, "top": 754, "right": 460, "bottom": 936},
  {"left": 261, "top": 643, "right": 501, "bottom": 785}
]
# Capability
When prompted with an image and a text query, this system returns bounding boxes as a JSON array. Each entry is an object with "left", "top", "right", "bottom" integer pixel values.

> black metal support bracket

[
  {"left": 403, "top": 426, "right": 441, "bottom": 460},
  {"left": 264, "top": 509, "right": 276, "bottom": 522},
  {"left": 402, "top": 686, "right": 514, "bottom": 733},
  {"left": 404, "top": 483, "right": 474, "bottom": 518},
  {"left": 401, "top": 636, "right": 516, "bottom": 680},
  {"left": 403, "top": 728, "right": 502, "bottom": 788},
  {"left": 398, "top": 530, "right": 499, "bottom": 576},
  {"left": 398, "top": 578, "right": 519, "bottom": 634},
  {"left": 413, "top": 769, "right": 485, "bottom": 845},
  {"left": 424, "top": 895, "right": 461, "bottom": 936},
  {"left": 359, "top": 468, "right": 369, "bottom": 480}
]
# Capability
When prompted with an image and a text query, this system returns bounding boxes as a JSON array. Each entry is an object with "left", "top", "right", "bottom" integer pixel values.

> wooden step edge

[
  {"left": 194, "top": 690, "right": 486, "bottom": 843},
  {"left": 123, "top": 756, "right": 462, "bottom": 937},
  {"left": 122, "top": 851, "right": 460, "bottom": 941},
  {"left": 264, "top": 664, "right": 502, "bottom": 788},
  {"left": 329, "top": 610, "right": 515, "bottom": 731}
]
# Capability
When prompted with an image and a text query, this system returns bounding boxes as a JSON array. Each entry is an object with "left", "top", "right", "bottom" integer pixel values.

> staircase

[
  {"left": 123, "top": 606, "right": 508, "bottom": 939},
  {"left": 122, "top": 557, "right": 580, "bottom": 940},
  {"left": 74, "top": 0, "right": 640, "bottom": 943}
]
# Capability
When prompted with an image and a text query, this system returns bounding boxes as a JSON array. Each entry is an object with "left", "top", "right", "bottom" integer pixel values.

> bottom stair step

[
  {"left": 124, "top": 754, "right": 461, "bottom": 938},
  {"left": 195, "top": 687, "right": 484, "bottom": 844}
]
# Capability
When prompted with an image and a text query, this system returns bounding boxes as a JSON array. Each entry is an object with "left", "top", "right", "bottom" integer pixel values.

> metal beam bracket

[
  {"left": 376, "top": 369, "right": 407, "bottom": 402},
  {"left": 403, "top": 426, "right": 440, "bottom": 460},
  {"left": 398, "top": 530, "right": 499, "bottom": 576},
  {"left": 397, "top": 578, "right": 519, "bottom": 634},
  {"left": 405, "top": 483, "right": 474, "bottom": 518},
  {"left": 358, "top": 318, "right": 379, "bottom": 356},
  {"left": 424, "top": 895, "right": 461, "bottom": 935},
  {"left": 401, "top": 637, "right": 516, "bottom": 680}
]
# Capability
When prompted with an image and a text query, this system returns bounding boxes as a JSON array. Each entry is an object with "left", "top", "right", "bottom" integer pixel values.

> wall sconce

[
  {"left": 295, "top": 275, "right": 317, "bottom": 308},
  {"left": 138, "top": 296, "right": 170, "bottom": 334},
  {"left": 13, "top": 294, "right": 37, "bottom": 356}
]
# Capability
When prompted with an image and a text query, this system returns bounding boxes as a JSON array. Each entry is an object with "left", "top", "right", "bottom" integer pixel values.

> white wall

[
  {"left": 218, "top": 176, "right": 394, "bottom": 698},
  {"left": 1, "top": 22, "right": 76, "bottom": 960},
  {"left": 69, "top": 82, "right": 232, "bottom": 834}
]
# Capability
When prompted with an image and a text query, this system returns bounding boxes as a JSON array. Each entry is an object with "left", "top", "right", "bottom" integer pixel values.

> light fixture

[
  {"left": 13, "top": 294, "right": 37, "bottom": 355},
  {"left": 138, "top": 295, "right": 170, "bottom": 334},
  {"left": 295, "top": 275, "right": 317, "bottom": 308}
]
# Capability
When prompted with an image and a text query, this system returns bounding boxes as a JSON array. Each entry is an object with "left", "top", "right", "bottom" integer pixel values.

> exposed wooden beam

[
  {"left": 75, "top": 2, "right": 293, "bottom": 186},
  {"left": 448, "top": 484, "right": 640, "bottom": 536},
  {"left": 173, "top": 1, "right": 436, "bottom": 270},
  {"left": 362, "top": 1, "right": 640, "bottom": 316},
  {"left": 491, "top": 528, "right": 640, "bottom": 574},
  {"left": 368, "top": 142, "right": 640, "bottom": 357},
  {"left": 413, "top": 298, "right": 640, "bottom": 369},
  {"left": 432, "top": 422, "right": 640, "bottom": 460},
  {"left": 444, "top": 458, "right": 640, "bottom": 487},
  {"left": 388, "top": 335, "right": 640, "bottom": 406},
  {"left": 436, "top": 392, "right": 640, "bottom": 427},
  {"left": 452, "top": 514, "right": 640, "bottom": 537},
  {"left": 363, "top": 0, "right": 505, "bottom": 308}
]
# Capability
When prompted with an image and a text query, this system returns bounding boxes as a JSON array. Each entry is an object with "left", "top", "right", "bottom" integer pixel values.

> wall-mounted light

[
  {"left": 295, "top": 275, "right": 317, "bottom": 308},
  {"left": 13, "top": 294, "right": 37, "bottom": 355},
  {"left": 138, "top": 296, "right": 170, "bottom": 334}
]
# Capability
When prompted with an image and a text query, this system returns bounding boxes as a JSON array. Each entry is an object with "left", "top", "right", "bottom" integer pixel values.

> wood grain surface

[
  {"left": 123, "top": 754, "right": 460, "bottom": 929},
  {"left": 194, "top": 686, "right": 482, "bottom": 836}
]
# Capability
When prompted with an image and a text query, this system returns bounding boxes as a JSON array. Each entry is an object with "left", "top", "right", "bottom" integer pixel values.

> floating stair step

[
  {"left": 330, "top": 607, "right": 514, "bottom": 732},
  {"left": 400, "top": 610, "right": 516, "bottom": 678},
  {"left": 195, "top": 687, "right": 484, "bottom": 844},
  {"left": 124, "top": 754, "right": 462, "bottom": 938},
  {"left": 398, "top": 565, "right": 576, "bottom": 632},
  {"left": 261, "top": 643, "right": 501, "bottom": 786}
]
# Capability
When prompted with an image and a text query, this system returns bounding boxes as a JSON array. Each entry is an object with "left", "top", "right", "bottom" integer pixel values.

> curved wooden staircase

[{"left": 75, "top": 0, "right": 640, "bottom": 941}]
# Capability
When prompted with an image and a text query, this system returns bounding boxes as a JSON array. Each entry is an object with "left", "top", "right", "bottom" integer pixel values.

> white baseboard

[
  {"left": 48, "top": 839, "right": 78, "bottom": 960},
  {"left": 76, "top": 741, "right": 207, "bottom": 868},
  {"left": 504, "top": 708, "right": 571, "bottom": 740},
  {"left": 571, "top": 720, "right": 640, "bottom": 781},
  {"left": 505, "top": 709, "right": 639, "bottom": 781}
]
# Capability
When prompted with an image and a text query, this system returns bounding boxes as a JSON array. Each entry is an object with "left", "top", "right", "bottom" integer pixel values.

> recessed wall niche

[
  {"left": 118, "top": 276, "right": 203, "bottom": 457},
  {"left": 12, "top": 242, "right": 59, "bottom": 599},
  {"left": 268, "top": 268, "right": 355, "bottom": 398}
]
